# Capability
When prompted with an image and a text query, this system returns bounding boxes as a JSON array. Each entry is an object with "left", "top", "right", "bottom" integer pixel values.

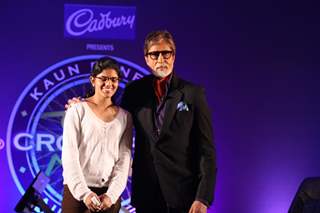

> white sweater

[{"left": 62, "top": 102, "right": 132, "bottom": 204}]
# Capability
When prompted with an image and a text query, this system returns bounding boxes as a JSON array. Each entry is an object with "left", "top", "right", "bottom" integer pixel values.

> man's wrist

[{"left": 195, "top": 198, "right": 210, "bottom": 207}]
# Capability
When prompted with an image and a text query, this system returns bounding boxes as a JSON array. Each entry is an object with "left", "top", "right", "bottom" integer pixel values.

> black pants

[
  {"left": 135, "top": 186, "right": 189, "bottom": 213},
  {"left": 136, "top": 206, "right": 189, "bottom": 213},
  {"left": 61, "top": 185, "right": 121, "bottom": 213}
]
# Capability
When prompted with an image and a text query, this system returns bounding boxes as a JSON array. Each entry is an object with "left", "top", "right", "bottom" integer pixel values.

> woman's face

[{"left": 91, "top": 68, "right": 120, "bottom": 99}]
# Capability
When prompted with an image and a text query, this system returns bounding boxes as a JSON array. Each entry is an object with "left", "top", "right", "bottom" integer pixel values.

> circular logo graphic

[
  {"left": 0, "top": 138, "right": 4, "bottom": 150},
  {"left": 6, "top": 55, "right": 148, "bottom": 213}
]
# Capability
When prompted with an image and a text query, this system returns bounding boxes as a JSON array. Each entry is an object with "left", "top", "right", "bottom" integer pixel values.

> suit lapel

[
  {"left": 136, "top": 77, "right": 158, "bottom": 142},
  {"left": 159, "top": 74, "right": 184, "bottom": 138},
  {"left": 137, "top": 102, "right": 158, "bottom": 142}
]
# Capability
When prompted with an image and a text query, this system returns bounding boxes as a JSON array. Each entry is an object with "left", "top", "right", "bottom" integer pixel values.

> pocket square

[{"left": 177, "top": 101, "right": 189, "bottom": 112}]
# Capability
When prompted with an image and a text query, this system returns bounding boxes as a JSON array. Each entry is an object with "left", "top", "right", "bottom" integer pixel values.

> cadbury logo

[{"left": 66, "top": 9, "right": 135, "bottom": 36}]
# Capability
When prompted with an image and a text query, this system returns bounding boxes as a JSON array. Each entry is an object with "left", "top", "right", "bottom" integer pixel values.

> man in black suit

[{"left": 121, "top": 30, "right": 217, "bottom": 213}]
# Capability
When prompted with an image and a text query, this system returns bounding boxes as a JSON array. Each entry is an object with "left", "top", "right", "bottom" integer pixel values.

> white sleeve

[
  {"left": 62, "top": 105, "right": 91, "bottom": 201},
  {"left": 106, "top": 112, "right": 133, "bottom": 204}
]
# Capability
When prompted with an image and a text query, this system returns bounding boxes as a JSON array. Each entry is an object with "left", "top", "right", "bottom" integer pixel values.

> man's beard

[{"left": 151, "top": 65, "right": 172, "bottom": 78}]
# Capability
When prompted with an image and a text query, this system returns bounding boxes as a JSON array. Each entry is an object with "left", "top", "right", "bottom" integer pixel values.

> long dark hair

[{"left": 85, "top": 57, "right": 122, "bottom": 104}]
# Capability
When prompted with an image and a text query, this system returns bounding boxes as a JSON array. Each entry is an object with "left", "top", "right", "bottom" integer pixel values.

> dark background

[{"left": 0, "top": 0, "right": 319, "bottom": 212}]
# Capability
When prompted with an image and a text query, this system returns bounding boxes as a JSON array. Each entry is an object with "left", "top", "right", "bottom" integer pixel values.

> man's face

[{"left": 145, "top": 39, "right": 175, "bottom": 78}]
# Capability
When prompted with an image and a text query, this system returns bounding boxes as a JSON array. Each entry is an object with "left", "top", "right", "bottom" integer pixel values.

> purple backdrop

[{"left": 0, "top": 0, "right": 320, "bottom": 212}]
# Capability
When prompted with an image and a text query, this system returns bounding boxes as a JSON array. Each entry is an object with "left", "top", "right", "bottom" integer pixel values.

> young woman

[{"left": 61, "top": 57, "right": 132, "bottom": 213}]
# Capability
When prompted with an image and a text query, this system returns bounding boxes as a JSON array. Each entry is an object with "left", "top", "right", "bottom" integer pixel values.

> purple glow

[{"left": 1, "top": 0, "right": 320, "bottom": 212}]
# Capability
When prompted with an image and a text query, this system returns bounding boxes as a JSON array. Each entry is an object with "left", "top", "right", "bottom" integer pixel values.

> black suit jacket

[{"left": 121, "top": 73, "right": 217, "bottom": 209}]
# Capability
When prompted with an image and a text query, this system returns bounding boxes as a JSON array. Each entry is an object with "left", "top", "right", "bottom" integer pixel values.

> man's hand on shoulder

[{"left": 64, "top": 97, "right": 82, "bottom": 110}]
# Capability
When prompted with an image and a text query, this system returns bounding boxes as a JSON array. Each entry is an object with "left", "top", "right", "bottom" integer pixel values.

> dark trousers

[
  {"left": 135, "top": 185, "right": 189, "bottom": 213},
  {"left": 136, "top": 206, "right": 189, "bottom": 213},
  {"left": 62, "top": 185, "right": 121, "bottom": 213}
]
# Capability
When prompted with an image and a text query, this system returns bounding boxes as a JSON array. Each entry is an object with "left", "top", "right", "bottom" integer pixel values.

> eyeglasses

[
  {"left": 146, "top": 50, "right": 174, "bottom": 60},
  {"left": 95, "top": 76, "right": 120, "bottom": 83}
]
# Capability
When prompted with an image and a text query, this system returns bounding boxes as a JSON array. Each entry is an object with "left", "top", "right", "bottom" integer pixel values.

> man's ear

[{"left": 144, "top": 55, "right": 149, "bottom": 64}]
